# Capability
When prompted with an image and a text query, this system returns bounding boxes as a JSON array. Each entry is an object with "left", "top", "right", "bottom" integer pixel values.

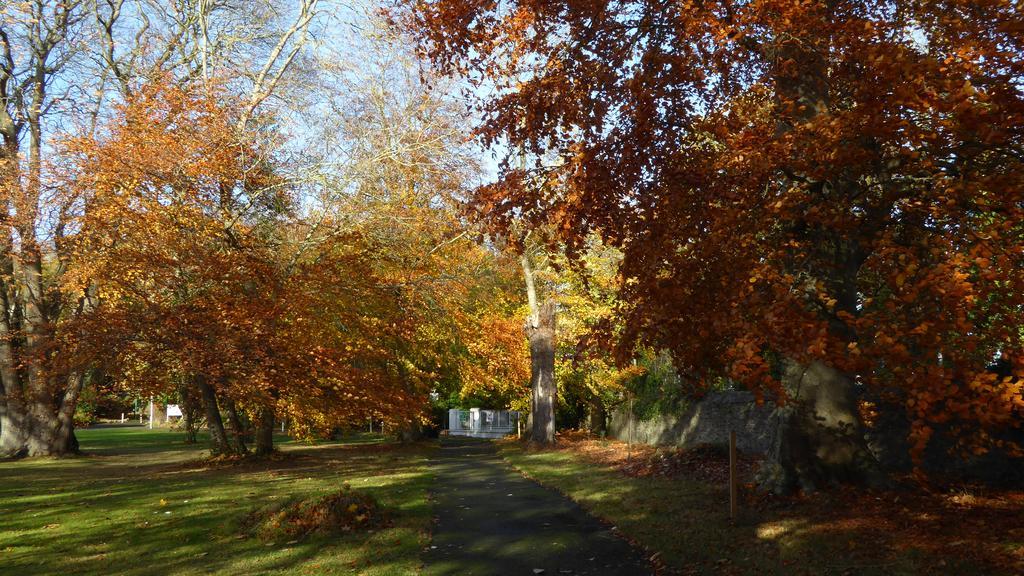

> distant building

[{"left": 447, "top": 408, "right": 520, "bottom": 438}]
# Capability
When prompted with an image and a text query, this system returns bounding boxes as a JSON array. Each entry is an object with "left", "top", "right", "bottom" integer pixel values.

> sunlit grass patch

[{"left": 0, "top": 427, "right": 433, "bottom": 576}]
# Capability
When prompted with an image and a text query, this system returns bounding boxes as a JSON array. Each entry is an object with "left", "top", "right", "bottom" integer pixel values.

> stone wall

[{"left": 607, "top": 390, "right": 779, "bottom": 454}]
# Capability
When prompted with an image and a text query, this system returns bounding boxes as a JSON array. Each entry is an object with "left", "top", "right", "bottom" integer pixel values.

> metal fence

[{"left": 447, "top": 408, "right": 520, "bottom": 438}]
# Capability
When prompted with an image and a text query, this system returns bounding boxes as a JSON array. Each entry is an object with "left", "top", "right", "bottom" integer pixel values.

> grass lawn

[
  {"left": 500, "top": 438, "right": 1024, "bottom": 576},
  {"left": 0, "top": 426, "right": 433, "bottom": 575}
]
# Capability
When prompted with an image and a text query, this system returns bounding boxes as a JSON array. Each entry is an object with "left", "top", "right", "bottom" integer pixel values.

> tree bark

[
  {"left": 0, "top": 399, "right": 29, "bottom": 458},
  {"left": 759, "top": 360, "right": 881, "bottom": 494},
  {"left": 0, "top": 371, "right": 85, "bottom": 458},
  {"left": 254, "top": 407, "right": 274, "bottom": 456},
  {"left": 196, "top": 376, "right": 232, "bottom": 456},
  {"left": 222, "top": 397, "right": 248, "bottom": 454},
  {"left": 397, "top": 421, "right": 423, "bottom": 443},
  {"left": 522, "top": 250, "right": 557, "bottom": 445},
  {"left": 588, "top": 396, "right": 607, "bottom": 436},
  {"left": 179, "top": 383, "right": 199, "bottom": 444},
  {"left": 0, "top": 3, "right": 88, "bottom": 459},
  {"left": 55, "top": 372, "right": 87, "bottom": 455},
  {"left": 64, "top": 429, "right": 79, "bottom": 454},
  {"left": 528, "top": 299, "right": 557, "bottom": 445}
]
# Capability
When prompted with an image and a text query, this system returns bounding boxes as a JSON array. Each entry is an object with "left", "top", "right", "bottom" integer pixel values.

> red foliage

[{"left": 397, "top": 0, "right": 1024, "bottom": 461}]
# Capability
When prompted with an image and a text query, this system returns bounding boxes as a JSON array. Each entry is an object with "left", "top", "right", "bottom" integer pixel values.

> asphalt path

[{"left": 422, "top": 436, "right": 653, "bottom": 576}]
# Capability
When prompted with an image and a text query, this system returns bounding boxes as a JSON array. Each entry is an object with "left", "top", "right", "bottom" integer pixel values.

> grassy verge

[
  {"left": 0, "top": 426, "right": 433, "bottom": 575},
  {"left": 499, "top": 439, "right": 1021, "bottom": 576}
]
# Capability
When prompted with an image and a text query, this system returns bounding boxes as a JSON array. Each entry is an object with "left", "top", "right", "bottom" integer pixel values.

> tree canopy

[{"left": 397, "top": 0, "right": 1024, "bottom": 468}]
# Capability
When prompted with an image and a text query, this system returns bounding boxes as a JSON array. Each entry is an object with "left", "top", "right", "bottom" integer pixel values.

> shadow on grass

[
  {"left": 0, "top": 428, "right": 433, "bottom": 576},
  {"left": 500, "top": 442, "right": 1018, "bottom": 576},
  {"left": 422, "top": 437, "right": 650, "bottom": 575}
]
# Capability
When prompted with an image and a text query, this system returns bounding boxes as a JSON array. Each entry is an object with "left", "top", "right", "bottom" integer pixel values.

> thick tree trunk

[
  {"left": 759, "top": 360, "right": 880, "bottom": 493},
  {"left": 0, "top": 17, "right": 85, "bottom": 459},
  {"left": 0, "top": 165, "right": 74, "bottom": 457},
  {"left": 254, "top": 407, "right": 274, "bottom": 456},
  {"left": 0, "top": 402, "right": 77, "bottom": 457},
  {"left": 0, "top": 373, "right": 83, "bottom": 459},
  {"left": 528, "top": 299, "right": 557, "bottom": 445},
  {"left": 0, "top": 265, "right": 17, "bottom": 456},
  {"left": 196, "top": 377, "right": 232, "bottom": 456},
  {"left": 522, "top": 249, "right": 557, "bottom": 445},
  {"left": 0, "top": 400, "right": 29, "bottom": 457}
]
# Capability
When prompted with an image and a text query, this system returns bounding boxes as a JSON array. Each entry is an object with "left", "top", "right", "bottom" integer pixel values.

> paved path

[{"left": 422, "top": 437, "right": 652, "bottom": 576}]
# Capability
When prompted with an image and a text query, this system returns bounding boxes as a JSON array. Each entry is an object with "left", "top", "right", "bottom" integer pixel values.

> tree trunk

[
  {"left": 64, "top": 429, "right": 79, "bottom": 454},
  {"left": 588, "top": 397, "right": 607, "bottom": 436},
  {"left": 55, "top": 372, "right": 86, "bottom": 455},
  {"left": 759, "top": 360, "right": 881, "bottom": 494},
  {"left": 0, "top": 7, "right": 84, "bottom": 459},
  {"left": 0, "top": 375, "right": 83, "bottom": 458},
  {"left": 528, "top": 299, "right": 557, "bottom": 445},
  {"left": 179, "top": 384, "right": 198, "bottom": 444},
  {"left": 0, "top": 405, "right": 77, "bottom": 458},
  {"left": 196, "top": 376, "right": 232, "bottom": 456},
  {"left": 0, "top": 399, "right": 29, "bottom": 458},
  {"left": 222, "top": 398, "right": 248, "bottom": 455},
  {"left": 0, "top": 128, "right": 77, "bottom": 458},
  {"left": 522, "top": 249, "right": 557, "bottom": 445},
  {"left": 254, "top": 407, "right": 274, "bottom": 456},
  {"left": 397, "top": 421, "right": 423, "bottom": 443},
  {"left": 0, "top": 258, "right": 20, "bottom": 457},
  {"left": 751, "top": 7, "right": 880, "bottom": 493}
]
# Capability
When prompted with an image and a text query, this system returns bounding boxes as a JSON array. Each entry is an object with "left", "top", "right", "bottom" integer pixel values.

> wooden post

[
  {"left": 729, "top": 429, "right": 738, "bottom": 522},
  {"left": 627, "top": 394, "right": 634, "bottom": 460}
]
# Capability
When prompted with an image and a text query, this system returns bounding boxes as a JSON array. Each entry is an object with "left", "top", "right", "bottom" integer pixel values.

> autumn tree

[
  {"left": 0, "top": 0, "right": 334, "bottom": 457},
  {"left": 62, "top": 78, "right": 438, "bottom": 455},
  {"left": 0, "top": 0, "right": 92, "bottom": 456},
  {"left": 554, "top": 239, "right": 635, "bottom": 435},
  {"left": 61, "top": 80, "right": 283, "bottom": 455},
  {"left": 398, "top": 0, "right": 1024, "bottom": 490},
  {"left": 452, "top": 249, "right": 531, "bottom": 413},
  {"left": 0, "top": 0, "right": 538, "bottom": 458},
  {"left": 519, "top": 237, "right": 558, "bottom": 444}
]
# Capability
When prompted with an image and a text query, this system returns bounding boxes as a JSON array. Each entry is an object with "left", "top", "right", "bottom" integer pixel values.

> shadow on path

[{"left": 424, "top": 437, "right": 652, "bottom": 576}]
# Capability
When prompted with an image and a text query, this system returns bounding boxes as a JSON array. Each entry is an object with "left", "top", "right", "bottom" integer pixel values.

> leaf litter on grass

[
  {"left": 240, "top": 483, "right": 388, "bottom": 542},
  {"left": 522, "top": 430, "right": 1024, "bottom": 575}
]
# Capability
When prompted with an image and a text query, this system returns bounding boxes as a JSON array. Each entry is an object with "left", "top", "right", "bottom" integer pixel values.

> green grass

[
  {"left": 0, "top": 426, "right": 433, "bottom": 575},
  {"left": 499, "top": 442, "right": 1003, "bottom": 576}
]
